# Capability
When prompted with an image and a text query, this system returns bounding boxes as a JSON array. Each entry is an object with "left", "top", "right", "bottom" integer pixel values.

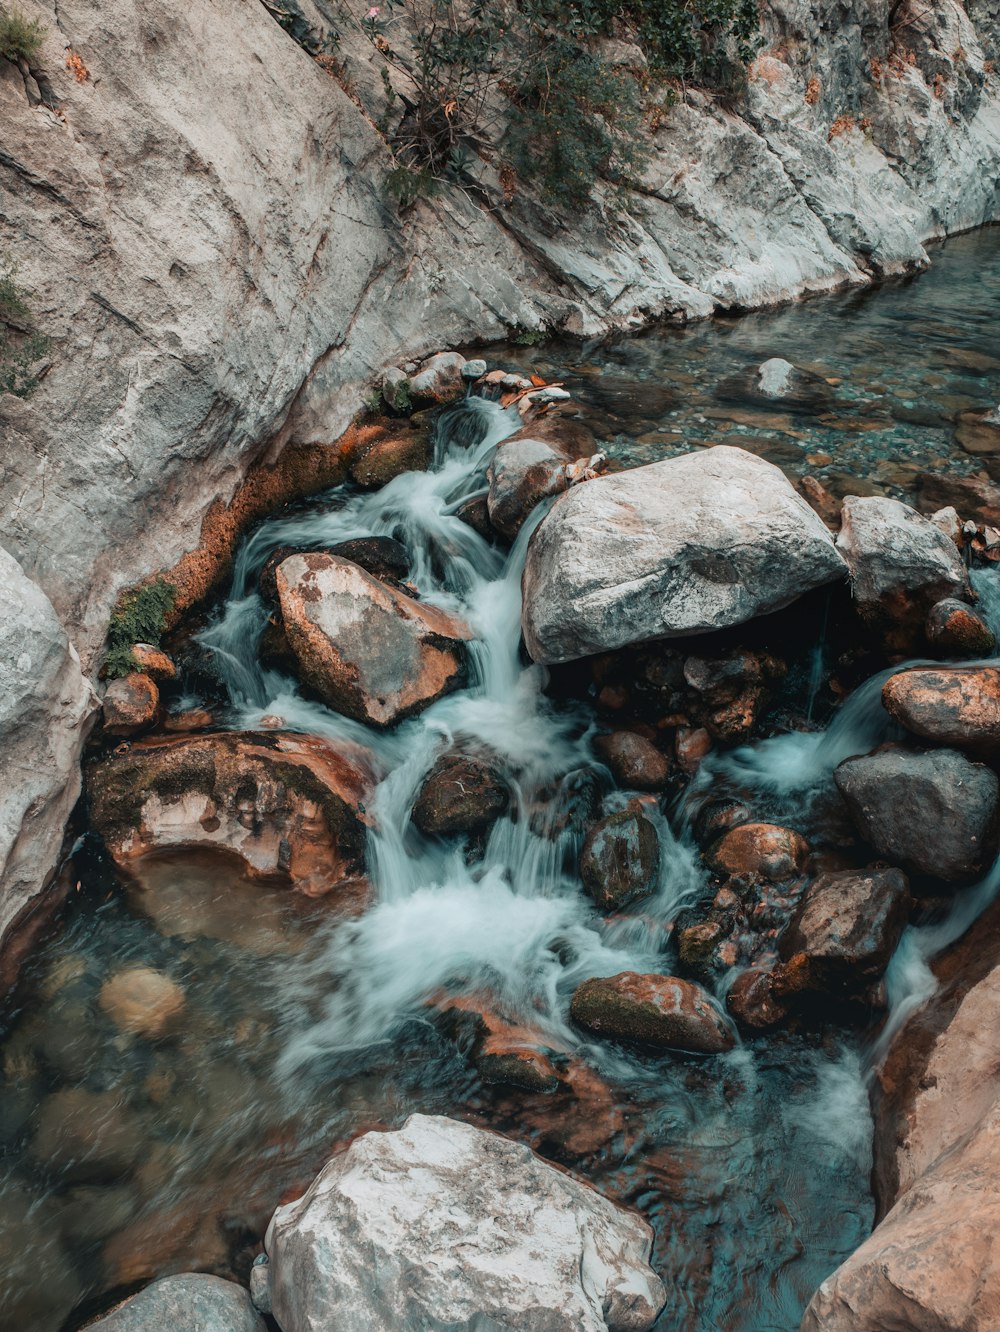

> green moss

[
  {"left": 103, "top": 578, "right": 176, "bottom": 679},
  {"left": 0, "top": 6, "right": 45, "bottom": 63}
]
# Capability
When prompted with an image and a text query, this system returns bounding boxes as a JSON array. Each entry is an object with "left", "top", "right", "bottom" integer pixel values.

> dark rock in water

[
  {"left": 834, "top": 745, "right": 999, "bottom": 883},
  {"left": 836, "top": 496, "right": 971, "bottom": 651},
  {"left": 674, "top": 725, "right": 713, "bottom": 774},
  {"left": 916, "top": 472, "right": 1000, "bottom": 529},
  {"left": 684, "top": 649, "right": 786, "bottom": 741},
  {"left": 486, "top": 414, "right": 595, "bottom": 540},
  {"left": 883, "top": 665, "right": 1000, "bottom": 752},
  {"left": 570, "top": 971, "right": 735, "bottom": 1053},
  {"left": 102, "top": 673, "right": 159, "bottom": 737},
  {"left": 773, "top": 867, "right": 911, "bottom": 999},
  {"left": 86, "top": 1274, "right": 265, "bottom": 1331},
  {"left": 412, "top": 750, "right": 510, "bottom": 838},
  {"left": 925, "top": 598, "right": 996, "bottom": 658},
  {"left": 580, "top": 805, "right": 660, "bottom": 912},
  {"left": 434, "top": 993, "right": 562, "bottom": 1094},
  {"left": 30, "top": 1088, "right": 147, "bottom": 1184},
  {"left": 677, "top": 920, "right": 727, "bottom": 972},
  {"left": 594, "top": 731, "right": 671, "bottom": 791},
  {"left": 716, "top": 357, "right": 835, "bottom": 414},
  {"left": 455, "top": 494, "right": 496, "bottom": 542},
  {"left": 692, "top": 798, "right": 752, "bottom": 849},
  {"left": 725, "top": 968, "right": 789, "bottom": 1032},
  {"left": 707, "top": 823, "right": 809, "bottom": 883},
  {"left": 277, "top": 553, "right": 472, "bottom": 727},
  {"left": 575, "top": 373, "right": 677, "bottom": 428}
]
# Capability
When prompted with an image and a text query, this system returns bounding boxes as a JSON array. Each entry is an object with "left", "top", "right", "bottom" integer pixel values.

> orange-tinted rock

[
  {"left": 99, "top": 966, "right": 186, "bottom": 1039},
  {"left": 162, "top": 708, "right": 215, "bottom": 733},
  {"left": 594, "top": 731, "right": 671, "bottom": 791},
  {"left": 433, "top": 993, "right": 563, "bottom": 1094},
  {"left": 916, "top": 471, "right": 1000, "bottom": 529},
  {"left": 569, "top": 971, "right": 735, "bottom": 1053},
  {"left": 675, "top": 725, "right": 712, "bottom": 774},
  {"left": 955, "top": 406, "right": 1000, "bottom": 455},
  {"left": 277, "top": 553, "right": 472, "bottom": 727},
  {"left": 102, "top": 673, "right": 159, "bottom": 736},
  {"left": 883, "top": 665, "right": 1000, "bottom": 751},
  {"left": 683, "top": 650, "right": 786, "bottom": 743},
  {"left": 924, "top": 597, "right": 996, "bottom": 657},
  {"left": 349, "top": 418, "right": 432, "bottom": 488},
  {"left": 131, "top": 643, "right": 177, "bottom": 681},
  {"left": 725, "top": 968, "right": 788, "bottom": 1031},
  {"left": 87, "top": 730, "right": 373, "bottom": 898},
  {"left": 707, "top": 823, "right": 809, "bottom": 883}
]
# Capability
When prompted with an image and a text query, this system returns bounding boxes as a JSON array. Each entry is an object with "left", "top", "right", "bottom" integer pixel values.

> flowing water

[{"left": 2, "top": 226, "right": 999, "bottom": 1332}]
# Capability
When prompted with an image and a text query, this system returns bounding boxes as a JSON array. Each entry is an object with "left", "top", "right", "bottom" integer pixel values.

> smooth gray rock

[
  {"left": 0, "top": 547, "right": 96, "bottom": 977},
  {"left": 837, "top": 496, "right": 971, "bottom": 640},
  {"left": 488, "top": 436, "right": 570, "bottom": 540},
  {"left": 264, "top": 1113, "right": 666, "bottom": 1332},
  {"left": 834, "top": 746, "right": 999, "bottom": 883},
  {"left": 521, "top": 447, "right": 846, "bottom": 664},
  {"left": 86, "top": 1274, "right": 264, "bottom": 1331}
]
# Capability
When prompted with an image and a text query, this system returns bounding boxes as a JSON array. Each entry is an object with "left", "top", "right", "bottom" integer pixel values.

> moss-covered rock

[{"left": 570, "top": 971, "right": 734, "bottom": 1053}]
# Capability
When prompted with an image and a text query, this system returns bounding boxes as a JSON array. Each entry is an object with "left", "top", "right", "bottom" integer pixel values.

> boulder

[
  {"left": 836, "top": 496, "right": 971, "bottom": 649},
  {"left": 86, "top": 1274, "right": 265, "bottom": 1331},
  {"left": 99, "top": 966, "right": 186, "bottom": 1039},
  {"left": 594, "top": 732, "right": 671, "bottom": 791},
  {"left": 131, "top": 644, "right": 178, "bottom": 681},
  {"left": 883, "top": 665, "right": 1000, "bottom": 752},
  {"left": 487, "top": 418, "right": 595, "bottom": 541},
  {"left": 408, "top": 351, "right": 467, "bottom": 403},
  {"left": 707, "top": 823, "right": 809, "bottom": 883},
  {"left": 87, "top": 731, "right": 372, "bottom": 897},
  {"left": 570, "top": 972, "right": 735, "bottom": 1053},
  {"left": 580, "top": 806, "right": 661, "bottom": 912},
  {"left": 102, "top": 673, "right": 160, "bottom": 737},
  {"left": 348, "top": 418, "right": 432, "bottom": 488},
  {"left": 716, "top": 356, "right": 835, "bottom": 413},
  {"left": 260, "top": 537, "right": 411, "bottom": 605},
  {"left": 262, "top": 1113, "right": 666, "bottom": 1332},
  {"left": 925, "top": 596, "right": 996, "bottom": 657},
  {"left": 521, "top": 448, "right": 845, "bottom": 665},
  {"left": 277, "top": 553, "right": 472, "bottom": 727},
  {"left": 725, "top": 968, "right": 788, "bottom": 1031},
  {"left": 411, "top": 750, "right": 509, "bottom": 838},
  {"left": 773, "top": 868, "right": 910, "bottom": 998},
  {"left": 834, "top": 746, "right": 999, "bottom": 883},
  {"left": 0, "top": 549, "right": 96, "bottom": 985}
]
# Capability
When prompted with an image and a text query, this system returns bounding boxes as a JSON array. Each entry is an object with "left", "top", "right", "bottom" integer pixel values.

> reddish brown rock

[
  {"left": 707, "top": 823, "right": 809, "bottom": 883},
  {"left": 675, "top": 725, "right": 712, "bottom": 774},
  {"left": 916, "top": 472, "right": 1000, "bottom": 529},
  {"left": 412, "top": 750, "right": 509, "bottom": 837},
  {"left": 569, "top": 971, "right": 735, "bottom": 1053},
  {"left": 580, "top": 806, "right": 660, "bottom": 912},
  {"left": 594, "top": 732, "right": 671, "bottom": 791},
  {"left": 277, "top": 553, "right": 472, "bottom": 727},
  {"left": 162, "top": 708, "right": 215, "bottom": 733},
  {"left": 683, "top": 650, "right": 786, "bottom": 742},
  {"left": 435, "top": 993, "right": 562, "bottom": 1094},
  {"left": 924, "top": 597, "right": 996, "bottom": 657},
  {"left": 102, "top": 673, "right": 159, "bottom": 737},
  {"left": 87, "top": 730, "right": 373, "bottom": 898},
  {"left": 99, "top": 966, "right": 186, "bottom": 1039},
  {"left": 131, "top": 643, "right": 177, "bottom": 681},
  {"left": 349, "top": 418, "right": 431, "bottom": 488},
  {"left": 725, "top": 969, "right": 788, "bottom": 1031},
  {"left": 955, "top": 406, "right": 1000, "bottom": 455},
  {"left": 883, "top": 665, "right": 1000, "bottom": 752}
]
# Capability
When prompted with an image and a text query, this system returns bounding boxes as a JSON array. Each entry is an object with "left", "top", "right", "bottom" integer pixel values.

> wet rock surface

[
  {"left": 593, "top": 732, "right": 671, "bottom": 792},
  {"left": 925, "top": 596, "right": 996, "bottom": 656},
  {"left": 277, "top": 553, "right": 473, "bottom": 727},
  {"left": 263, "top": 1113, "right": 666, "bottom": 1332},
  {"left": 412, "top": 750, "right": 510, "bottom": 838},
  {"left": 86, "top": 1274, "right": 265, "bottom": 1331},
  {"left": 87, "top": 731, "right": 372, "bottom": 898},
  {"left": 834, "top": 745, "right": 1000, "bottom": 883},
  {"left": 707, "top": 823, "right": 809, "bottom": 883},
  {"left": 522, "top": 447, "right": 846, "bottom": 664},
  {"left": 570, "top": 972, "right": 735, "bottom": 1054},
  {"left": 580, "top": 806, "right": 661, "bottom": 913},
  {"left": 882, "top": 664, "right": 1000, "bottom": 751},
  {"left": 102, "top": 673, "right": 160, "bottom": 737}
]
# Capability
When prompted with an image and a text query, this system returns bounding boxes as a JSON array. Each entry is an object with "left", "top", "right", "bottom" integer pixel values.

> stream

[{"left": 1, "top": 227, "right": 998, "bottom": 1332}]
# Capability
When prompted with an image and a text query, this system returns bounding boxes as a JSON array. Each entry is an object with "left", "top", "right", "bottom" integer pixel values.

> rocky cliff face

[{"left": 0, "top": 0, "right": 997, "bottom": 959}]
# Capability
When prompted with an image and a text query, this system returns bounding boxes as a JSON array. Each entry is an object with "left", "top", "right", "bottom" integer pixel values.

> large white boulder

[
  {"left": 262, "top": 1113, "right": 666, "bottom": 1332},
  {"left": 521, "top": 447, "right": 846, "bottom": 664}
]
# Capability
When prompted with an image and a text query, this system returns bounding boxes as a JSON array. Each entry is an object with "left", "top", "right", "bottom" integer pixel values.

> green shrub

[
  {"left": 104, "top": 579, "right": 176, "bottom": 679},
  {"left": 0, "top": 6, "right": 46, "bottom": 64}
]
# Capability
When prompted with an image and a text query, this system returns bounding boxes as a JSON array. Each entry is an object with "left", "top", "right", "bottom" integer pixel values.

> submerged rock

[
  {"left": 716, "top": 357, "right": 835, "bottom": 413},
  {"left": 925, "top": 596, "right": 996, "bottom": 657},
  {"left": 87, "top": 731, "right": 372, "bottom": 897},
  {"left": 263, "top": 1113, "right": 666, "bottom": 1331},
  {"left": 102, "top": 673, "right": 160, "bottom": 737},
  {"left": 435, "top": 993, "right": 563, "bottom": 1094},
  {"left": 594, "top": 731, "right": 671, "bottom": 791},
  {"left": 277, "top": 553, "right": 472, "bottom": 727},
  {"left": 707, "top": 823, "right": 809, "bottom": 883},
  {"left": 836, "top": 496, "right": 971, "bottom": 650},
  {"left": 773, "top": 868, "right": 910, "bottom": 999},
  {"left": 580, "top": 806, "right": 661, "bottom": 912},
  {"left": 86, "top": 1274, "right": 264, "bottom": 1331},
  {"left": 570, "top": 971, "right": 735, "bottom": 1053},
  {"left": 412, "top": 749, "right": 509, "bottom": 838},
  {"left": 955, "top": 405, "right": 1000, "bottom": 455},
  {"left": 916, "top": 472, "right": 1000, "bottom": 529},
  {"left": 99, "top": 966, "right": 186, "bottom": 1039},
  {"left": 30, "top": 1088, "right": 146, "bottom": 1184},
  {"left": 834, "top": 745, "right": 999, "bottom": 883},
  {"left": 883, "top": 665, "right": 1000, "bottom": 752},
  {"left": 521, "top": 447, "right": 845, "bottom": 665},
  {"left": 725, "top": 969, "right": 789, "bottom": 1032}
]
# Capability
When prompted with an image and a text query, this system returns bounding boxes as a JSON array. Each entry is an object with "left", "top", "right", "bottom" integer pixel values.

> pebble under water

[{"left": 1, "top": 227, "right": 999, "bottom": 1332}]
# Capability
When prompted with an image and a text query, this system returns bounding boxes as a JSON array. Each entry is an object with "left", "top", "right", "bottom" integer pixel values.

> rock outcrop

[
  {"left": 834, "top": 745, "right": 999, "bottom": 883},
  {"left": 87, "top": 731, "right": 373, "bottom": 897},
  {"left": 261, "top": 1113, "right": 666, "bottom": 1331},
  {"left": 521, "top": 448, "right": 846, "bottom": 664},
  {"left": 277, "top": 554, "right": 473, "bottom": 727}
]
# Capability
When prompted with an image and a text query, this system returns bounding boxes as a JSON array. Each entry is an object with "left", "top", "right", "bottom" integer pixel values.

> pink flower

[{"left": 366, "top": 6, "right": 380, "bottom": 16}]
